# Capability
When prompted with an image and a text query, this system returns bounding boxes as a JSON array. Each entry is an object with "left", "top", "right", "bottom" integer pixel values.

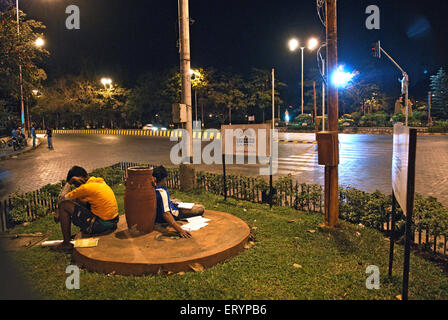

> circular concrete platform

[{"left": 73, "top": 210, "right": 250, "bottom": 276}]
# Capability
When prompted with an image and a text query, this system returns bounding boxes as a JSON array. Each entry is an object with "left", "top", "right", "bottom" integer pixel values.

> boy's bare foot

[
  {"left": 53, "top": 211, "right": 60, "bottom": 223},
  {"left": 51, "top": 242, "right": 74, "bottom": 253}
]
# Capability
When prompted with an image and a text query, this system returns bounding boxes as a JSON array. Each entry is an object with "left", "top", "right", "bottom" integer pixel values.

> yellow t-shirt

[{"left": 68, "top": 177, "right": 119, "bottom": 221}]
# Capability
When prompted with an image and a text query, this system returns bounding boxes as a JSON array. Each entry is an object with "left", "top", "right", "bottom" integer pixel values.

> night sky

[{"left": 18, "top": 0, "right": 448, "bottom": 105}]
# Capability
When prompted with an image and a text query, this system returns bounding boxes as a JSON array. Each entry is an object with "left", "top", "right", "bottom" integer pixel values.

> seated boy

[
  {"left": 153, "top": 166, "right": 204, "bottom": 239},
  {"left": 54, "top": 166, "right": 120, "bottom": 251}
]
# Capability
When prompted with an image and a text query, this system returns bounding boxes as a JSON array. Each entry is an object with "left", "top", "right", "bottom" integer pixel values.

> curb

[
  {"left": 0, "top": 138, "right": 42, "bottom": 161},
  {"left": 278, "top": 140, "right": 317, "bottom": 144},
  {"left": 36, "top": 129, "right": 221, "bottom": 140}
]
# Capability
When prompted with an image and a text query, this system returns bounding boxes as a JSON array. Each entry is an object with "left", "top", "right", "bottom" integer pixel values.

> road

[{"left": 2, "top": 133, "right": 447, "bottom": 206}]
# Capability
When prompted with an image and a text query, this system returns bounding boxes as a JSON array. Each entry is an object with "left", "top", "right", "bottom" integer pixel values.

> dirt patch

[{"left": 0, "top": 234, "right": 47, "bottom": 251}]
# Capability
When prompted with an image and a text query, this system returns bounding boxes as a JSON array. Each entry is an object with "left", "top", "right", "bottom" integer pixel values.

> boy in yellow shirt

[{"left": 54, "top": 166, "right": 119, "bottom": 251}]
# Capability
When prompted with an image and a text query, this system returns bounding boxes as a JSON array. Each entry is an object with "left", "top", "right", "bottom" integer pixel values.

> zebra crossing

[{"left": 274, "top": 145, "right": 392, "bottom": 176}]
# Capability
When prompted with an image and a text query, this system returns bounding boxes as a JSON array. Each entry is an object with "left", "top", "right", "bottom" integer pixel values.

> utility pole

[
  {"left": 178, "top": 0, "right": 193, "bottom": 160},
  {"left": 324, "top": 0, "right": 340, "bottom": 228},
  {"left": 313, "top": 81, "right": 318, "bottom": 134},
  {"left": 272, "top": 68, "right": 275, "bottom": 131},
  {"left": 322, "top": 59, "right": 326, "bottom": 131}
]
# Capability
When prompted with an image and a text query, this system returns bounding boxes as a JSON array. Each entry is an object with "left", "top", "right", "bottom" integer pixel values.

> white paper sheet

[
  {"left": 177, "top": 202, "right": 195, "bottom": 210},
  {"left": 181, "top": 216, "right": 211, "bottom": 231}
]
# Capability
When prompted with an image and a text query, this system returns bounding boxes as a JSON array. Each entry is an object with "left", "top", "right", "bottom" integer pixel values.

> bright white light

[
  {"left": 101, "top": 78, "right": 113, "bottom": 87},
  {"left": 288, "top": 39, "right": 299, "bottom": 52},
  {"left": 161, "top": 127, "right": 167, "bottom": 131},
  {"left": 35, "top": 37, "right": 45, "bottom": 47},
  {"left": 151, "top": 127, "right": 158, "bottom": 132},
  {"left": 308, "top": 38, "right": 319, "bottom": 50},
  {"left": 190, "top": 69, "right": 200, "bottom": 77},
  {"left": 331, "top": 66, "right": 356, "bottom": 88},
  {"left": 285, "top": 114, "right": 290, "bottom": 122}
]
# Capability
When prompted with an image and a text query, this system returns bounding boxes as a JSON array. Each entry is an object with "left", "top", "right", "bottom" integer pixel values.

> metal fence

[{"left": 1, "top": 161, "right": 447, "bottom": 257}]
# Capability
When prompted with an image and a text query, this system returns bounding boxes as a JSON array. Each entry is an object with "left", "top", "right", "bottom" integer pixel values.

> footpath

[{"left": 0, "top": 137, "right": 43, "bottom": 161}]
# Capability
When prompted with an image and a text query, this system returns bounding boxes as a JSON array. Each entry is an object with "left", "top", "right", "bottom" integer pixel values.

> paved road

[{"left": 2, "top": 133, "right": 447, "bottom": 206}]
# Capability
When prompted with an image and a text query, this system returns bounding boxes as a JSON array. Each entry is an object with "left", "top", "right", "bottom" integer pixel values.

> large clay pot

[{"left": 124, "top": 166, "right": 157, "bottom": 235}]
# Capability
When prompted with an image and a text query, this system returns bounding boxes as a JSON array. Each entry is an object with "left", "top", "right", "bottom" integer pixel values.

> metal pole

[
  {"left": 178, "top": 0, "right": 193, "bottom": 160},
  {"left": 270, "top": 68, "right": 275, "bottom": 209},
  {"left": 388, "top": 191, "right": 396, "bottom": 278},
  {"left": 313, "top": 81, "right": 318, "bottom": 134},
  {"left": 272, "top": 68, "right": 275, "bottom": 131},
  {"left": 428, "top": 91, "right": 432, "bottom": 126},
  {"left": 322, "top": 60, "right": 326, "bottom": 131},
  {"left": 16, "top": 0, "right": 25, "bottom": 136},
  {"left": 222, "top": 154, "right": 227, "bottom": 200},
  {"left": 402, "top": 129, "right": 417, "bottom": 300},
  {"left": 201, "top": 96, "right": 204, "bottom": 128},
  {"left": 405, "top": 73, "right": 409, "bottom": 127},
  {"left": 301, "top": 47, "right": 305, "bottom": 115},
  {"left": 325, "top": 0, "right": 340, "bottom": 228},
  {"left": 195, "top": 89, "right": 198, "bottom": 123}
]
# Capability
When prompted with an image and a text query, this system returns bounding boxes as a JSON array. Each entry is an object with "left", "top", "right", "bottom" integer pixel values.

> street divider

[
  {"left": 35, "top": 129, "right": 221, "bottom": 140},
  {"left": 278, "top": 139, "right": 317, "bottom": 144},
  {"left": 34, "top": 129, "right": 319, "bottom": 143}
]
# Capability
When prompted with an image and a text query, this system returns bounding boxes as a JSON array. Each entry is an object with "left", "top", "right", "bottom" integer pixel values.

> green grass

[{"left": 5, "top": 184, "right": 448, "bottom": 300}]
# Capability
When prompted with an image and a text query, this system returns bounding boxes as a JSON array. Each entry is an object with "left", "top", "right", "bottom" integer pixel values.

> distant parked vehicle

[{"left": 142, "top": 124, "right": 154, "bottom": 130}]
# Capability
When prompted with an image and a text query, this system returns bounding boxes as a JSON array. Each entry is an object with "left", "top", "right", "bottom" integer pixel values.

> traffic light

[{"left": 371, "top": 41, "right": 381, "bottom": 58}]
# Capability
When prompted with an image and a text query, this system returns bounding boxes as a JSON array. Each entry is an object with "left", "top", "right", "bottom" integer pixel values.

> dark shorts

[{"left": 71, "top": 202, "right": 119, "bottom": 235}]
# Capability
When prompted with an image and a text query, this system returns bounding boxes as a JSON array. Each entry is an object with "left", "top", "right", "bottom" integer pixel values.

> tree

[
  {"left": 207, "top": 72, "right": 247, "bottom": 124},
  {"left": 430, "top": 68, "right": 448, "bottom": 120},
  {"left": 32, "top": 75, "right": 130, "bottom": 129},
  {"left": 339, "top": 80, "right": 389, "bottom": 115},
  {"left": 246, "top": 68, "right": 285, "bottom": 122},
  {"left": 0, "top": 8, "right": 49, "bottom": 108}
]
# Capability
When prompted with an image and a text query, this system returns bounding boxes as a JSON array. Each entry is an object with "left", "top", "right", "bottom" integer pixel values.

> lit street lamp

[
  {"left": 331, "top": 65, "right": 357, "bottom": 88},
  {"left": 35, "top": 37, "right": 45, "bottom": 47},
  {"left": 101, "top": 78, "right": 113, "bottom": 89},
  {"left": 288, "top": 37, "right": 319, "bottom": 114}
]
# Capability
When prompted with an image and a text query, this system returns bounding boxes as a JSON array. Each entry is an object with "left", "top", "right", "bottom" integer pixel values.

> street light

[
  {"left": 308, "top": 38, "right": 319, "bottom": 51},
  {"left": 288, "top": 38, "right": 299, "bottom": 52},
  {"left": 288, "top": 37, "right": 319, "bottom": 114},
  {"left": 331, "top": 65, "right": 357, "bottom": 88},
  {"left": 101, "top": 78, "right": 113, "bottom": 89},
  {"left": 35, "top": 37, "right": 45, "bottom": 47},
  {"left": 16, "top": 1, "right": 46, "bottom": 136}
]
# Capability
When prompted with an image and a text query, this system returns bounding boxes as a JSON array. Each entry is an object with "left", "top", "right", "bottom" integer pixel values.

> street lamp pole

[
  {"left": 301, "top": 47, "right": 305, "bottom": 115},
  {"left": 322, "top": 56, "right": 326, "bottom": 131},
  {"left": 16, "top": 0, "right": 25, "bottom": 136}
]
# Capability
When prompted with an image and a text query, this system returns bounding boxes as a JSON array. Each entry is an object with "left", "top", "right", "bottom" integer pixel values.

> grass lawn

[{"left": 4, "top": 183, "right": 448, "bottom": 300}]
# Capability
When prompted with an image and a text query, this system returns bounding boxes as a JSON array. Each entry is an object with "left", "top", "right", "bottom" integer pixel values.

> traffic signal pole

[{"left": 374, "top": 41, "right": 410, "bottom": 126}]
